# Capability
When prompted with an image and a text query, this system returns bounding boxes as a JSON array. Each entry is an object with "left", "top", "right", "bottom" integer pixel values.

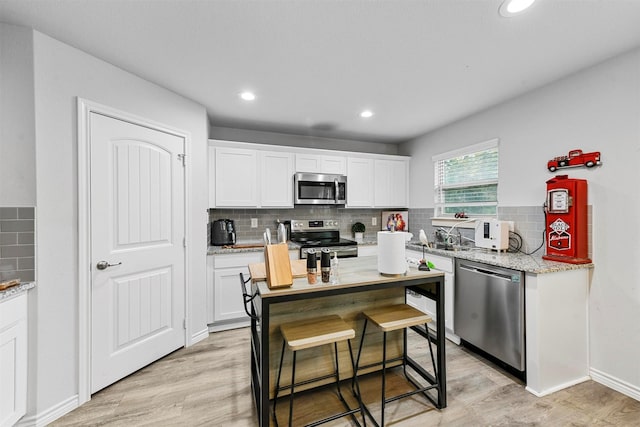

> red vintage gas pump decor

[{"left": 543, "top": 175, "right": 591, "bottom": 264}]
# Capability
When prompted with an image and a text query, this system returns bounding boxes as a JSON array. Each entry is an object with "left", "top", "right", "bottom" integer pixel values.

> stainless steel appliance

[
  {"left": 454, "top": 259, "right": 525, "bottom": 373},
  {"left": 289, "top": 219, "right": 358, "bottom": 259},
  {"left": 294, "top": 173, "right": 347, "bottom": 205},
  {"left": 211, "top": 219, "right": 236, "bottom": 246}
]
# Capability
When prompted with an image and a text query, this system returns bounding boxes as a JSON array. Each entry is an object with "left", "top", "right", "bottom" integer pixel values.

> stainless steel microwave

[{"left": 294, "top": 172, "right": 347, "bottom": 205}]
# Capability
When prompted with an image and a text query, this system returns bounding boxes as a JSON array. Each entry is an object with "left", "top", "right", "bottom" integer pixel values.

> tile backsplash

[
  {"left": 0, "top": 207, "right": 35, "bottom": 282},
  {"left": 209, "top": 205, "right": 555, "bottom": 256},
  {"left": 209, "top": 207, "right": 385, "bottom": 244}
]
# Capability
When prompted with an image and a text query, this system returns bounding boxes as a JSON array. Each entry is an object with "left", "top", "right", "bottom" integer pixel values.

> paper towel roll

[{"left": 377, "top": 231, "right": 408, "bottom": 276}]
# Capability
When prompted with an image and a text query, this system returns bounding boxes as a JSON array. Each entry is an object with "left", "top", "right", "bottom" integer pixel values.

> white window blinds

[{"left": 433, "top": 139, "right": 499, "bottom": 217}]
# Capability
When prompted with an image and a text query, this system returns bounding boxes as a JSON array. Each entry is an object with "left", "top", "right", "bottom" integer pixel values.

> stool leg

[
  {"left": 353, "top": 318, "right": 369, "bottom": 392},
  {"left": 288, "top": 350, "right": 297, "bottom": 427},
  {"left": 381, "top": 331, "right": 387, "bottom": 427},
  {"left": 347, "top": 339, "right": 367, "bottom": 426},
  {"left": 273, "top": 340, "right": 286, "bottom": 425},
  {"left": 334, "top": 342, "right": 344, "bottom": 402}
]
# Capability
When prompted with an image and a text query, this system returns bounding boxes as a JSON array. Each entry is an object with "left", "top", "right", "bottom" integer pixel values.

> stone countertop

[
  {"left": 208, "top": 241, "right": 301, "bottom": 255},
  {"left": 206, "top": 238, "right": 591, "bottom": 275},
  {"left": 208, "top": 238, "right": 379, "bottom": 255},
  {"left": 406, "top": 242, "right": 593, "bottom": 274},
  {"left": 0, "top": 281, "right": 36, "bottom": 302}
]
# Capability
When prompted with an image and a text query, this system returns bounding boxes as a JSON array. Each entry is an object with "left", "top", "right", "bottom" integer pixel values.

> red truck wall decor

[{"left": 547, "top": 149, "right": 601, "bottom": 172}]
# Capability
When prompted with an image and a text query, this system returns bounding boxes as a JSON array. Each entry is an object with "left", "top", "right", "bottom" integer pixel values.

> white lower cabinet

[
  {"left": 357, "top": 244, "right": 377, "bottom": 257},
  {"left": 207, "top": 250, "right": 297, "bottom": 332},
  {"left": 0, "top": 293, "right": 27, "bottom": 427},
  {"left": 406, "top": 250, "right": 459, "bottom": 344}
]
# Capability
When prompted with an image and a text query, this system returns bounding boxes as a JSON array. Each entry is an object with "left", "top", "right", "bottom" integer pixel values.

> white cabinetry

[
  {"left": 213, "top": 147, "right": 258, "bottom": 207},
  {"left": 0, "top": 293, "right": 27, "bottom": 427},
  {"left": 209, "top": 140, "right": 410, "bottom": 209},
  {"left": 207, "top": 250, "right": 297, "bottom": 332},
  {"left": 295, "top": 154, "right": 346, "bottom": 175},
  {"left": 357, "top": 245, "right": 378, "bottom": 257},
  {"left": 210, "top": 145, "right": 293, "bottom": 208},
  {"left": 406, "top": 250, "right": 459, "bottom": 343},
  {"left": 346, "top": 157, "right": 374, "bottom": 207},
  {"left": 374, "top": 159, "right": 409, "bottom": 208},
  {"left": 260, "top": 151, "right": 294, "bottom": 207}
]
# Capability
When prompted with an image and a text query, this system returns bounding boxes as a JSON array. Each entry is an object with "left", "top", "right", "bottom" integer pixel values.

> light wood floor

[{"left": 51, "top": 327, "right": 640, "bottom": 426}]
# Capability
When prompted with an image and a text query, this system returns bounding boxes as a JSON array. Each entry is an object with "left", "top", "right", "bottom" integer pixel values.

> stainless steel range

[{"left": 290, "top": 219, "right": 358, "bottom": 259}]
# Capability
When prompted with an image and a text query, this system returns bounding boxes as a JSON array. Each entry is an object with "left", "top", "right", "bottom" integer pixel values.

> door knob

[{"left": 96, "top": 260, "right": 122, "bottom": 270}]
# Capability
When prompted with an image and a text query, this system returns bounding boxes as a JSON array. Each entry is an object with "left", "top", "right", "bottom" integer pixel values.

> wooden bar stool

[
  {"left": 354, "top": 304, "right": 440, "bottom": 426},
  {"left": 274, "top": 314, "right": 366, "bottom": 427}
]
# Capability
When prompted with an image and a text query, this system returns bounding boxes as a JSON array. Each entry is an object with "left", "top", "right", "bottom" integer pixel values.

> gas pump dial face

[{"left": 548, "top": 189, "right": 570, "bottom": 213}]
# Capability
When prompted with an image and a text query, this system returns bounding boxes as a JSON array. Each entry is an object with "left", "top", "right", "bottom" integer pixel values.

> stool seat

[
  {"left": 354, "top": 303, "right": 439, "bottom": 426},
  {"left": 281, "top": 314, "right": 355, "bottom": 351},
  {"left": 362, "top": 304, "right": 432, "bottom": 332},
  {"left": 275, "top": 314, "right": 365, "bottom": 426}
]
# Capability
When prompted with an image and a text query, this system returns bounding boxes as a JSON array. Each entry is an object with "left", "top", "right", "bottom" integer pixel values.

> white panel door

[{"left": 90, "top": 113, "right": 185, "bottom": 393}]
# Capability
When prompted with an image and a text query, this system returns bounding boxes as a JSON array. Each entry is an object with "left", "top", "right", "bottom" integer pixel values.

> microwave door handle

[{"left": 334, "top": 178, "right": 338, "bottom": 204}]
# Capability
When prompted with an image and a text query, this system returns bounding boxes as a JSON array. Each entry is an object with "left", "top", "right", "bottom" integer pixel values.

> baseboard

[
  {"left": 525, "top": 376, "right": 590, "bottom": 397},
  {"left": 208, "top": 319, "right": 250, "bottom": 333},
  {"left": 190, "top": 327, "right": 209, "bottom": 345},
  {"left": 15, "top": 395, "right": 78, "bottom": 427},
  {"left": 591, "top": 368, "right": 640, "bottom": 401}
]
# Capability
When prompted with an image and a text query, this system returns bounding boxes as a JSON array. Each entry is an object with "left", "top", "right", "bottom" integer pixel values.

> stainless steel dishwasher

[{"left": 454, "top": 259, "right": 525, "bottom": 372}]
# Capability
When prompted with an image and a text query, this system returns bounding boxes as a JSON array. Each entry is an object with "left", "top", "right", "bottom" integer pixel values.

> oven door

[
  {"left": 294, "top": 173, "right": 346, "bottom": 205},
  {"left": 300, "top": 246, "right": 357, "bottom": 259}
]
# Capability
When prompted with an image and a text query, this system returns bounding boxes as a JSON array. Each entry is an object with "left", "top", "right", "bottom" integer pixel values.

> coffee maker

[{"left": 211, "top": 219, "right": 236, "bottom": 246}]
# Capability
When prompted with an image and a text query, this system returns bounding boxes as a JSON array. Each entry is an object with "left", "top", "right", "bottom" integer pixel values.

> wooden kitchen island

[{"left": 248, "top": 256, "right": 446, "bottom": 426}]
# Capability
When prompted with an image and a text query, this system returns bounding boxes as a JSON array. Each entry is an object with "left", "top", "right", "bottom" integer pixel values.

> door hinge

[
  {"left": 183, "top": 237, "right": 187, "bottom": 247},
  {"left": 183, "top": 318, "right": 187, "bottom": 330},
  {"left": 177, "top": 153, "right": 186, "bottom": 167}
]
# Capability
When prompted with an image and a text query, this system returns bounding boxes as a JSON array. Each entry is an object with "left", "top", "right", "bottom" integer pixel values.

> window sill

[{"left": 431, "top": 217, "right": 478, "bottom": 229}]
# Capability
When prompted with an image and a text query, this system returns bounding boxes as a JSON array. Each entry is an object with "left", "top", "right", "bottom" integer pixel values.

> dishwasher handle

[{"left": 459, "top": 264, "right": 515, "bottom": 281}]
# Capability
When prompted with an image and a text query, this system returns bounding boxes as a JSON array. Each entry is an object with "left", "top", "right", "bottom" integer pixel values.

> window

[{"left": 433, "top": 139, "right": 499, "bottom": 217}]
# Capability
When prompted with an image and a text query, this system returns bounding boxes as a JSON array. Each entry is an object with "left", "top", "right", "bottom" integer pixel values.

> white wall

[
  {"left": 0, "top": 23, "right": 36, "bottom": 205},
  {"left": 400, "top": 48, "right": 640, "bottom": 398},
  {"left": 29, "top": 29, "right": 209, "bottom": 419}
]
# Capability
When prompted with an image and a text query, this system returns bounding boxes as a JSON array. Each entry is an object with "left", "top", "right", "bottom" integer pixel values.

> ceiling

[{"left": 2, "top": 0, "right": 640, "bottom": 144}]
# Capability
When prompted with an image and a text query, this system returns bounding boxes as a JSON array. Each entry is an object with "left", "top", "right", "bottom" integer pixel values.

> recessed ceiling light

[
  {"left": 360, "top": 110, "right": 374, "bottom": 118},
  {"left": 499, "top": 0, "right": 536, "bottom": 17},
  {"left": 239, "top": 91, "right": 256, "bottom": 101}
]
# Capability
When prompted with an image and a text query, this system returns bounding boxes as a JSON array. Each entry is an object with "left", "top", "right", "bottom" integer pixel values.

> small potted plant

[{"left": 352, "top": 222, "right": 366, "bottom": 243}]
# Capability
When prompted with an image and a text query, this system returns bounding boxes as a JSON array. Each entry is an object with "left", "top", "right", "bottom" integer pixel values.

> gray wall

[
  {"left": 210, "top": 125, "right": 399, "bottom": 155},
  {"left": 400, "top": 47, "right": 640, "bottom": 398},
  {"left": 0, "top": 24, "right": 35, "bottom": 205}
]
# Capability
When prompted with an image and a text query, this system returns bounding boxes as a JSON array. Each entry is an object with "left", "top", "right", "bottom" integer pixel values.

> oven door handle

[{"left": 338, "top": 247, "right": 358, "bottom": 254}]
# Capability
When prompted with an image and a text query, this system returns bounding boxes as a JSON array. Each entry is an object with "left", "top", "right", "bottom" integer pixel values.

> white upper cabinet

[
  {"left": 374, "top": 158, "right": 409, "bottom": 207},
  {"left": 210, "top": 144, "right": 293, "bottom": 208},
  {"left": 209, "top": 140, "right": 409, "bottom": 209},
  {"left": 295, "top": 154, "right": 346, "bottom": 175},
  {"left": 346, "top": 157, "right": 374, "bottom": 207},
  {"left": 260, "top": 151, "right": 294, "bottom": 207},
  {"left": 214, "top": 147, "right": 258, "bottom": 207}
]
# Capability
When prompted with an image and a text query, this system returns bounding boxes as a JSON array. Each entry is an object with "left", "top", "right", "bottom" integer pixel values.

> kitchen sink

[{"left": 433, "top": 244, "right": 475, "bottom": 252}]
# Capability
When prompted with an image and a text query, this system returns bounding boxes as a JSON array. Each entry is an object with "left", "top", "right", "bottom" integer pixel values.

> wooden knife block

[{"left": 264, "top": 243, "right": 293, "bottom": 289}]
